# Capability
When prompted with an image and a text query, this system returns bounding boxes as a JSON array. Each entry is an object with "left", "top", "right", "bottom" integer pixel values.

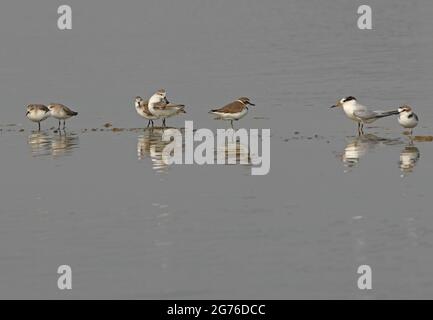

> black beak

[
  {"left": 164, "top": 97, "right": 170, "bottom": 104},
  {"left": 330, "top": 105, "right": 337, "bottom": 109},
  {"left": 390, "top": 110, "right": 400, "bottom": 115},
  {"left": 248, "top": 102, "right": 256, "bottom": 106},
  {"left": 26, "top": 111, "right": 30, "bottom": 116}
]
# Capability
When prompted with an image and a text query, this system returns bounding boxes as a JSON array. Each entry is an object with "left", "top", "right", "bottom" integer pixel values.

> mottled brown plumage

[
  {"left": 137, "top": 98, "right": 153, "bottom": 116},
  {"left": 48, "top": 103, "right": 78, "bottom": 130}
]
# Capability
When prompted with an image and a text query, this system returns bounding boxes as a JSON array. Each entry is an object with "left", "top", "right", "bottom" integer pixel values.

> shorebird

[
  {"left": 147, "top": 89, "right": 186, "bottom": 127},
  {"left": 209, "top": 97, "right": 255, "bottom": 128},
  {"left": 397, "top": 105, "right": 418, "bottom": 135},
  {"left": 330, "top": 96, "right": 399, "bottom": 135},
  {"left": 26, "top": 104, "right": 51, "bottom": 131},
  {"left": 135, "top": 96, "right": 159, "bottom": 127},
  {"left": 47, "top": 103, "right": 78, "bottom": 130}
]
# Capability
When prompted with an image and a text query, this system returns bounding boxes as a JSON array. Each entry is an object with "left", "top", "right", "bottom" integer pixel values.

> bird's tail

[{"left": 177, "top": 106, "right": 186, "bottom": 114}]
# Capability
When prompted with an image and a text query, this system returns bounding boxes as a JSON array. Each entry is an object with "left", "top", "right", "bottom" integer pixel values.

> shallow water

[{"left": 0, "top": 0, "right": 433, "bottom": 299}]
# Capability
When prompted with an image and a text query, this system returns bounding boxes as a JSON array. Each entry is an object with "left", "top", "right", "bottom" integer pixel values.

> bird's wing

[
  {"left": 57, "top": 104, "right": 78, "bottom": 116},
  {"left": 140, "top": 101, "right": 154, "bottom": 116},
  {"left": 166, "top": 103, "right": 185, "bottom": 108},
  {"left": 354, "top": 109, "right": 398, "bottom": 120},
  {"left": 153, "top": 101, "right": 167, "bottom": 110},
  {"left": 211, "top": 101, "right": 243, "bottom": 113}
]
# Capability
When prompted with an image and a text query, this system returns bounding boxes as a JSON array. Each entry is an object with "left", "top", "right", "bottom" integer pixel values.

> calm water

[{"left": 0, "top": 0, "right": 432, "bottom": 299}]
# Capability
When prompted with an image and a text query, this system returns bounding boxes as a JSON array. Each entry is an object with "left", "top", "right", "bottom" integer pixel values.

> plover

[
  {"left": 135, "top": 96, "right": 159, "bottom": 127},
  {"left": 26, "top": 104, "right": 51, "bottom": 131},
  {"left": 397, "top": 105, "right": 418, "bottom": 135},
  {"left": 148, "top": 89, "right": 186, "bottom": 127},
  {"left": 331, "top": 96, "right": 399, "bottom": 134},
  {"left": 47, "top": 103, "right": 78, "bottom": 130},
  {"left": 209, "top": 97, "right": 255, "bottom": 128}
]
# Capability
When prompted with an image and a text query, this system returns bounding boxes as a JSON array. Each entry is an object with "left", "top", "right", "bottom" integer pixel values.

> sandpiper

[
  {"left": 47, "top": 103, "right": 78, "bottom": 130},
  {"left": 135, "top": 96, "right": 159, "bottom": 127},
  {"left": 209, "top": 97, "right": 255, "bottom": 128},
  {"left": 147, "top": 89, "right": 186, "bottom": 127},
  {"left": 26, "top": 104, "right": 51, "bottom": 131},
  {"left": 397, "top": 105, "right": 418, "bottom": 135},
  {"left": 331, "top": 96, "right": 399, "bottom": 135}
]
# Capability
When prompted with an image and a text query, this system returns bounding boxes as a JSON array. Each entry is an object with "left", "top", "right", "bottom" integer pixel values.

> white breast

[
  {"left": 398, "top": 112, "right": 418, "bottom": 128},
  {"left": 27, "top": 109, "right": 50, "bottom": 122},
  {"left": 136, "top": 105, "right": 158, "bottom": 120},
  {"left": 343, "top": 103, "right": 366, "bottom": 122},
  {"left": 214, "top": 108, "right": 248, "bottom": 120}
]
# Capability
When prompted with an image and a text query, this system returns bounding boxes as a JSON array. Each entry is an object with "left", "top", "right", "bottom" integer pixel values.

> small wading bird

[
  {"left": 147, "top": 89, "right": 186, "bottom": 127},
  {"left": 397, "top": 105, "right": 418, "bottom": 135},
  {"left": 47, "top": 103, "right": 78, "bottom": 130},
  {"left": 331, "top": 96, "right": 399, "bottom": 135},
  {"left": 135, "top": 96, "right": 159, "bottom": 127},
  {"left": 26, "top": 104, "right": 51, "bottom": 131},
  {"left": 209, "top": 97, "right": 255, "bottom": 128}
]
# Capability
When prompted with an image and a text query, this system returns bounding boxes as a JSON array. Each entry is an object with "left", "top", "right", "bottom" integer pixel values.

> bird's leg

[
  {"left": 147, "top": 120, "right": 150, "bottom": 128},
  {"left": 63, "top": 120, "right": 66, "bottom": 130},
  {"left": 163, "top": 118, "right": 166, "bottom": 127},
  {"left": 409, "top": 135, "right": 414, "bottom": 145},
  {"left": 151, "top": 120, "right": 154, "bottom": 127},
  {"left": 230, "top": 120, "right": 234, "bottom": 129},
  {"left": 38, "top": 122, "right": 41, "bottom": 131},
  {"left": 58, "top": 120, "right": 61, "bottom": 130}
]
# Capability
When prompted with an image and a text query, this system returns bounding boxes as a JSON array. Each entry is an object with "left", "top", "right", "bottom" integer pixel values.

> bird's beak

[
  {"left": 330, "top": 102, "right": 342, "bottom": 109},
  {"left": 390, "top": 110, "right": 400, "bottom": 115},
  {"left": 164, "top": 97, "right": 170, "bottom": 104},
  {"left": 248, "top": 102, "right": 255, "bottom": 106},
  {"left": 26, "top": 111, "right": 30, "bottom": 116}
]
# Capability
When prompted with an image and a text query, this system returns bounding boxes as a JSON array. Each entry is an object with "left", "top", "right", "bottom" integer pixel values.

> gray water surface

[{"left": 0, "top": 0, "right": 433, "bottom": 299}]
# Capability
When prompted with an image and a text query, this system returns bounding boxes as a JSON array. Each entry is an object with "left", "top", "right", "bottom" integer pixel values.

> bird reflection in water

[
  {"left": 337, "top": 134, "right": 401, "bottom": 170},
  {"left": 399, "top": 142, "right": 420, "bottom": 177},
  {"left": 51, "top": 131, "right": 79, "bottom": 158},
  {"left": 137, "top": 127, "right": 252, "bottom": 172},
  {"left": 215, "top": 130, "right": 251, "bottom": 166},
  {"left": 27, "top": 131, "right": 79, "bottom": 158},
  {"left": 27, "top": 132, "right": 51, "bottom": 157},
  {"left": 137, "top": 128, "right": 184, "bottom": 173}
]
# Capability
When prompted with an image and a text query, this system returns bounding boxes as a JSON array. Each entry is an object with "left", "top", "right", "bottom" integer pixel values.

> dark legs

[
  {"left": 230, "top": 120, "right": 234, "bottom": 129},
  {"left": 146, "top": 120, "right": 154, "bottom": 128},
  {"left": 58, "top": 120, "right": 66, "bottom": 130},
  {"left": 357, "top": 122, "right": 364, "bottom": 135},
  {"left": 38, "top": 122, "right": 41, "bottom": 131},
  {"left": 162, "top": 118, "right": 166, "bottom": 127}
]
